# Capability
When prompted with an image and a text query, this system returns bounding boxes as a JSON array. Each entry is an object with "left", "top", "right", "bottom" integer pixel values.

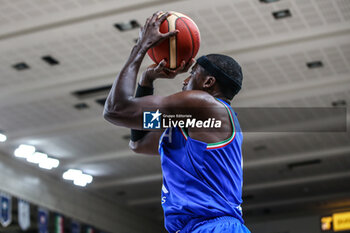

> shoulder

[
  {"left": 163, "top": 90, "right": 219, "bottom": 108},
  {"left": 159, "top": 91, "right": 226, "bottom": 120}
]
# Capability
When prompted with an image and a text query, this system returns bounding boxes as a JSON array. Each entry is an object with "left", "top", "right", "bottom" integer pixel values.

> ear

[{"left": 203, "top": 76, "right": 216, "bottom": 89}]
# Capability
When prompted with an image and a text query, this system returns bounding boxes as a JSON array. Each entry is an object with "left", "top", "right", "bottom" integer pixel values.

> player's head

[{"left": 182, "top": 54, "right": 243, "bottom": 100}]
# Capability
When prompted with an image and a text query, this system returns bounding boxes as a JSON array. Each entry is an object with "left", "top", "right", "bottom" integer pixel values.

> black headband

[{"left": 196, "top": 56, "right": 241, "bottom": 96}]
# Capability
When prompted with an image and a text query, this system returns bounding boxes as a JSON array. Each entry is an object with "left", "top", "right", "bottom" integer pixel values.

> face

[{"left": 182, "top": 64, "right": 206, "bottom": 91}]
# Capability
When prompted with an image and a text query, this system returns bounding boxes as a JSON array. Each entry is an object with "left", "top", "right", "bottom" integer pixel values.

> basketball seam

[
  {"left": 174, "top": 17, "right": 180, "bottom": 68},
  {"left": 172, "top": 12, "right": 195, "bottom": 62},
  {"left": 167, "top": 17, "right": 171, "bottom": 68},
  {"left": 151, "top": 47, "right": 156, "bottom": 63},
  {"left": 168, "top": 16, "right": 177, "bottom": 69}
]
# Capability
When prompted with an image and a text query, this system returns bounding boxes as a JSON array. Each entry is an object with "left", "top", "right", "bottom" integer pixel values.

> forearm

[
  {"left": 139, "top": 70, "right": 155, "bottom": 88},
  {"left": 103, "top": 11, "right": 180, "bottom": 127},
  {"left": 130, "top": 78, "right": 154, "bottom": 142},
  {"left": 104, "top": 44, "right": 147, "bottom": 114}
]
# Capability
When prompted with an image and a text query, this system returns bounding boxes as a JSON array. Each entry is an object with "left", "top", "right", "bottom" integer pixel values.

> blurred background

[{"left": 0, "top": 0, "right": 349, "bottom": 232}]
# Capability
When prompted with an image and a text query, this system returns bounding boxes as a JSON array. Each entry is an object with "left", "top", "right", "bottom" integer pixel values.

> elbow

[
  {"left": 103, "top": 109, "right": 113, "bottom": 121},
  {"left": 103, "top": 109, "right": 123, "bottom": 126},
  {"left": 103, "top": 99, "right": 129, "bottom": 124},
  {"left": 103, "top": 109, "right": 112, "bottom": 120},
  {"left": 103, "top": 100, "right": 120, "bottom": 118},
  {"left": 103, "top": 97, "right": 132, "bottom": 120}
]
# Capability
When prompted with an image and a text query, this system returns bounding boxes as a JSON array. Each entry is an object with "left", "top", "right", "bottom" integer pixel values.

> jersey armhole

[
  {"left": 206, "top": 98, "right": 236, "bottom": 150},
  {"left": 179, "top": 127, "right": 188, "bottom": 140}
]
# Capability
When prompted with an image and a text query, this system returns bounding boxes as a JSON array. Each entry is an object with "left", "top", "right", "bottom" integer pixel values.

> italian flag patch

[{"left": 55, "top": 215, "right": 64, "bottom": 233}]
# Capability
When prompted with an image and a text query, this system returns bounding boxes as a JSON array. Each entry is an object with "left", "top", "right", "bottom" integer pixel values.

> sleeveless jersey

[{"left": 158, "top": 98, "right": 244, "bottom": 233}]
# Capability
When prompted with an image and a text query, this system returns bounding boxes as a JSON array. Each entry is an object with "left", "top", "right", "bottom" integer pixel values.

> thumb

[{"left": 155, "top": 59, "right": 167, "bottom": 72}]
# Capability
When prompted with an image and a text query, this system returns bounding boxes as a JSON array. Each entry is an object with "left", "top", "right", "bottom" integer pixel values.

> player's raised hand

[
  {"left": 139, "top": 58, "right": 195, "bottom": 87},
  {"left": 137, "top": 11, "right": 179, "bottom": 52},
  {"left": 147, "top": 58, "right": 195, "bottom": 80}
]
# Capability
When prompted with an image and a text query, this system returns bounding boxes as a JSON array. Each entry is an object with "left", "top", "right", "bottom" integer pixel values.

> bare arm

[
  {"left": 128, "top": 61, "right": 182, "bottom": 155},
  {"left": 103, "top": 11, "right": 226, "bottom": 149},
  {"left": 103, "top": 11, "right": 178, "bottom": 124},
  {"left": 103, "top": 11, "right": 209, "bottom": 130}
]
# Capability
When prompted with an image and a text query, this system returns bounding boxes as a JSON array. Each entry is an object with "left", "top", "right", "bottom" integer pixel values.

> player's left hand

[
  {"left": 147, "top": 58, "right": 195, "bottom": 80},
  {"left": 139, "top": 58, "right": 195, "bottom": 87},
  {"left": 137, "top": 11, "right": 179, "bottom": 52}
]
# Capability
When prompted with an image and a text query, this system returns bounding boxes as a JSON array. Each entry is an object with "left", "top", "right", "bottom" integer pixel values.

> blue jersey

[{"left": 158, "top": 98, "right": 244, "bottom": 233}]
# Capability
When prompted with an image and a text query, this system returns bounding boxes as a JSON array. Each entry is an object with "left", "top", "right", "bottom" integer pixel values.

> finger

[
  {"left": 163, "top": 68, "right": 177, "bottom": 78},
  {"left": 173, "top": 60, "right": 186, "bottom": 73},
  {"left": 156, "top": 59, "right": 167, "bottom": 69},
  {"left": 165, "top": 67, "right": 177, "bottom": 73},
  {"left": 154, "top": 59, "right": 166, "bottom": 72},
  {"left": 184, "top": 58, "right": 195, "bottom": 71},
  {"left": 190, "top": 58, "right": 196, "bottom": 65},
  {"left": 159, "top": 59, "right": 167, "bottom": 67},
  {"left": 148, "top": 64, "right": 157, "bottom": 69},
  {"left": 151, "top": 11, "right": 162, "bottom": 22},
  {"left": 162, "top": 29, "right": 179, "bottom": 38},
  {"left": 145, "top": 16, "right": 152, "bottom": 26},
  {"left": 138, "top": 26, "right": 143, "bottom": 37},
  {"left": 180, "top": 60, "right": 186, "bottom": 68},
  {"left": 161, "top": 60, "right": 185, "bottom": 74},
  {"left": 157, "top": 12, "right": 170, "bottom": 25}
]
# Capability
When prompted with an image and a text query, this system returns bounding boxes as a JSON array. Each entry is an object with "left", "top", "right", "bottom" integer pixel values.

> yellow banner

[{"left": 333, "top": 211, "right": 350, "bottom": 232}]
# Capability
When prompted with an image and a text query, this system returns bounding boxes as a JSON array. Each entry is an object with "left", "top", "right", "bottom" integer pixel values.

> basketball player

[{"left": 104, "top": 11, "right": 250, "bottom": 233}]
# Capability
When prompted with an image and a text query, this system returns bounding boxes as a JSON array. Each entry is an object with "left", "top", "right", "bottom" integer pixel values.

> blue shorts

[{"left": 180, "top": 216, "right": 251, "bottom": 233}]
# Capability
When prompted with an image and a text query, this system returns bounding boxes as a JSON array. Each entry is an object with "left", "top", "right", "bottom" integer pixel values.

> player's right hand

[{"left": 137, "top": 11, "right": 179, "bottom": 53}]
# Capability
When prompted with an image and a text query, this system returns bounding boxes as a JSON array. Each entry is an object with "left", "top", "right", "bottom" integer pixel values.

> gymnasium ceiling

[{"left": 0, "top": 0, "right": 350, "bottom": 229}]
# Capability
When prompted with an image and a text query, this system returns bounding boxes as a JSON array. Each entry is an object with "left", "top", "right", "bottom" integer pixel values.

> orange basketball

[{"left": 147, "top": 11, "right": 201, "bottom": 69}]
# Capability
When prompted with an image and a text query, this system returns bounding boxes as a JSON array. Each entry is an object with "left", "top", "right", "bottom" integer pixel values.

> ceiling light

[
  {"left": 39, "top": 157, "right": 59, "bottom": 170},
  {"left": 63, "top": 169, "right": 82, "bottom": 180},
  {"left": 332, "top": 100, "right": 346, "bottom": 107},
  {"left": 95, "top": 98, "right": 106, "bottom": 106},
  {"left": 114, "top": 20, "right": 140, "bottom": 32},
  {"left": 42, "top": 55, "right": 59, "bottom": 65},
  {"left": 39, "top": 162, "right": 53, "bottom": 170},
  {"left": 260, "top": 0, "right": 279, "bottom": 3},
  {"left": 307, "top": 61, "right": 323, "bottom": 69},
  {"left": 49, "top": 158, "right": 60, "bottom": 168},
  {"left": 0, "top": 132, "right": 7, "bottom": 142},
  {"left": 73, "top": 174, "right": 93, "bottom": 187},
  {"left": 26, "top": 152, "right": 48, "bottom": 164},
  {"left": 272, "top": 9, "right": 291, "bottom": 19},
  {"left": 63, "top": 169, "right": 93, "bottom": 187},
  {"left": 80, "top": 173, "right": 93, "bottom": 184},
  {"left": 288, "top": 159, "right": 321, "bottom": 170},
  {"left": 13, "top": 62, "right": 30, "bottom": 71},
  {"left": 72, "top": 85, "right": 112, "bottom": 99},
  {"left": 14, "top": 144, "right": 35, "bottom": 158},
  {"left": 73, "top": 179, "right": 88, "bottom": 187},
  {"left": 74, "top": 103, "right": 89, "bottom": 110}
]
